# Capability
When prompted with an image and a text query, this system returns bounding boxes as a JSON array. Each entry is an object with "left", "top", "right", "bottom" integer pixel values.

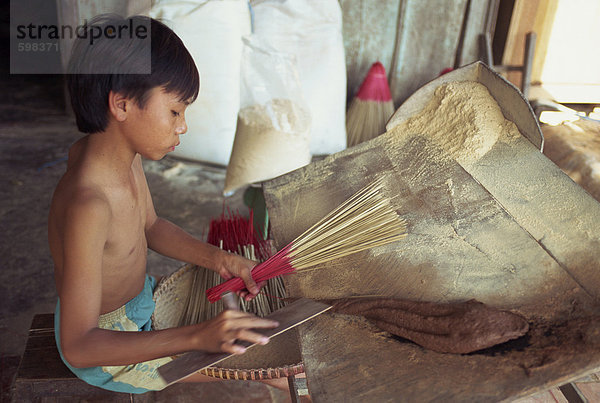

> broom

[
  {"left": 346, "top": 61, "right": 395, "bottom": 147},
  {"left": 206, "top": 177, "right": 407, "bottom": 303},
  {"left": 178, "top": 208, "right": 287, "bottom": 326}
]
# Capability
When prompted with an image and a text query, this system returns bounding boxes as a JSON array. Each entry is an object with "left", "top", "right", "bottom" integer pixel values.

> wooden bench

[
  {"left": 13, "top": 313, "right": 133, "bottom": 401},
  {"left": 13, "top": 313, "right": 307, "bottom": 402}
]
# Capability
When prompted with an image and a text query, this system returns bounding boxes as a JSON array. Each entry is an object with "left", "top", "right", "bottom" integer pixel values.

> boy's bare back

[{"left": 48, "top": 135, "right": 150, "bottom": 314}]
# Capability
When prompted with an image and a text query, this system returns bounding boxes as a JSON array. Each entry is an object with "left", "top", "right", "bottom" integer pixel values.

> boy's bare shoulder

[
  {"left": 51, "top": 173, "right": 112, "bottom": 235},
  {"left": 65, "top": 183, "right": 111, "bottom": 218},
  {"left": 50, "top": 139, "right": 112, "bottom": 228}
]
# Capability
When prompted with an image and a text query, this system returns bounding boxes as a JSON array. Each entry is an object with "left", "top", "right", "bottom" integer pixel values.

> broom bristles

[
  {"left": 347, "top": 99, "right": 395, "bottom": 147},
  {"left": 207, "top": 177, "right": 407, "bottom": 302},
  {"left": 347, "top": 61, "right": 395, "bottom": 147},
  {"left": 178, "top": 209, "right": 286, "bottom": 326}
]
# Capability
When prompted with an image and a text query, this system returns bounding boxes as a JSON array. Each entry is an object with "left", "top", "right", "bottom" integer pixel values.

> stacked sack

[
  {"left": 150, "top": 0, "right": 251, "bottom": 166},
  {"left": 150, "top": 0, "right": 347, "bottom": 191}
]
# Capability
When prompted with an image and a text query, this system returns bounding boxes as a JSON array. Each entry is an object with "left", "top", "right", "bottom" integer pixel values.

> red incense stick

[{"left": 206, "top": 178, "right": 407, "bottom": 303}]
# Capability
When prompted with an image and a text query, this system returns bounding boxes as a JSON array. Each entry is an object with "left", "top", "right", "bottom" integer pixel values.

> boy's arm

[
  {"left": 140, "top": 162, "right": 260, "bottom": 296},
  {"left": 58, "top": 192, "right": 109, "bottom": 366},
  {"left": 58, "top": 194, "right": 275, "bottom": 368},
  {"left": 145, "top": 218, "right": 260, "bottom": 295}
]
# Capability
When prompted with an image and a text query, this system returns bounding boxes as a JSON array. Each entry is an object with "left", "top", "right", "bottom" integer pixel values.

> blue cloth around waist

[{"left": 54, "top": 275, "right": 170, "bottom": 394}]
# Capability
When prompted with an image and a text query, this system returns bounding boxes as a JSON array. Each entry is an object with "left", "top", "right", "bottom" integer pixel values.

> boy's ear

[{"left": 108, "top": 91, "right": 130, "bottom": 122}]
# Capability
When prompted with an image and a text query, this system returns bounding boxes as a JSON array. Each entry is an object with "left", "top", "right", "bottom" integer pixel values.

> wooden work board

[{"left": 262, "top": 129, "right": 600, "bottom": 401}]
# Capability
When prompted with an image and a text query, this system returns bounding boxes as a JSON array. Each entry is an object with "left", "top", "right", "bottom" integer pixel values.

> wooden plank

[
  {"left": 29, "top": 313, "right": 54, "bottom": 330},
  {"left": 17, "top": 339, "right": 74, "bottom": 380},
  {"left": 13, "top": 379, "right": 133, "bottom": 401},
  {"left": 264, "top": 132, "right": 594, "bottom": 315},
  {"left": 15, "top": 314, "right": 74, "bottom": 381},
  {"left": 501, "top": 0, "right": 540, "bottom": 87},
  {"left": 387, "top": 61, "right": 600, "bottom": 300},
  {"left": 339, "top": 0, "right": 401, "bottom": 105},
  {"left": 468, "top": 136, "right": 600, "bottom": 300},
  {"left": 157, "top": 298, "right": 331, "bottom": 385},
  {"left": 297, "top": 311, "right": 600, "bottom": 402},
  {"left": 13, "top": 314, "right": 131, "bottom": 401},
  {"left": 262, "top": 128, "right": 600, "bottom": 401},
  {"left": 389, "top": 0, "right": 468, "bottom": 106},
  {"left": 455, "top": 0, "right": 493, "bottom": 66},
  {"left": 530, "top": 0, "right": 558, "bottom": 83},
  {"left": 21, "top": 332, "right": 57, "bottom": 350}
]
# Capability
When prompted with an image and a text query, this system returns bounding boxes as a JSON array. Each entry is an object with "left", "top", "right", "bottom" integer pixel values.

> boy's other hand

[
  {"left": 195, "top": 310, "right": 279, "bottom": 354},
  {"left": 215, "top": 251, "right": 263, "bottom": 301}
]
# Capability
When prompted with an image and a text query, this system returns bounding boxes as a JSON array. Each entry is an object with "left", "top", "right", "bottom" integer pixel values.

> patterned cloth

[{"left": 54, "top": 275, "right": 173, "bottom": 393}]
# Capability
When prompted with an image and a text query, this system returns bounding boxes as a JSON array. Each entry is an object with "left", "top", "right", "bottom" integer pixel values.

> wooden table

[{"left": 261, "top": 63, "right": 600, "bottom": 402}]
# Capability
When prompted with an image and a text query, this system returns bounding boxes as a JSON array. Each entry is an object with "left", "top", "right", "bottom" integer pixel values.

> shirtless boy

[{"left": 48, "top": 15, "right": 279, "bottom": 393}]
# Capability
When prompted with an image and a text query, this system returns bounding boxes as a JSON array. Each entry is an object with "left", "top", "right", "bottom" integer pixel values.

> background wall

[
  {"left": 340, "top": 0, "right": 494, "bottom": 107},
  {"left": 56, "top": 0, "right": 494, "bottom": 108}
]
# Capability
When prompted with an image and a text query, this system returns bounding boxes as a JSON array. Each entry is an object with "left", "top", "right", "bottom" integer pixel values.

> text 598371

[{"left": 16, "top": 42, "right": 59, "bottom": 52}]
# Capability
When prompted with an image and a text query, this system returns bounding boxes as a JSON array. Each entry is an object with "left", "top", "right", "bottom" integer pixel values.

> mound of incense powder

[
  {"left": 224, "top": 98, "right": 311, "bottom": 194},
  {"left": 388, "top": 81, "right": 521, "bottom": 168}
]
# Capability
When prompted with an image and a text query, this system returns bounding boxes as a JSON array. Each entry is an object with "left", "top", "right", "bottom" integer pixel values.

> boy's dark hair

[{"left": 67, "top": 15, "right": 200, "bottom": 133}]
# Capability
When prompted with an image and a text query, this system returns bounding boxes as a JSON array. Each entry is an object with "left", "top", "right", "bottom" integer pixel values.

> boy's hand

[
  {"left": 194, "top": 310, "right": 279, "bottom": 354},
  {"left": 214, "top": 251, "right": 264, "bottom": 300}
]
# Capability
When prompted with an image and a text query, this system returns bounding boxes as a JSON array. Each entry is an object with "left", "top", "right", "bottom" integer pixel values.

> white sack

[
  {"left": 150, "top": 0, "right": 251, "bottom": 165},
  {"left": 224, "top": 36, "right": 312, "bottom": 195},
  {"left": 250, "top": 0, "right": 347, "bottom": 155}
]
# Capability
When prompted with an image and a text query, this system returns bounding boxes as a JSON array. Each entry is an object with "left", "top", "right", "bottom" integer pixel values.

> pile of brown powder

[
  {"left": 389, "top": 81, "right": 521, "bottom": 166},
  {"left": 224, "top": 98, "right": 311, "bottom": 194}
]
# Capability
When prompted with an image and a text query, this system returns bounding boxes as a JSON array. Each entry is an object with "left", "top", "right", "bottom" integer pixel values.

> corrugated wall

[
  {"left": 341, "top": 0, "right": 494, "bottom": 107},
  {"left": 57, "top": 0, "right": 493, "bottom": 108}
]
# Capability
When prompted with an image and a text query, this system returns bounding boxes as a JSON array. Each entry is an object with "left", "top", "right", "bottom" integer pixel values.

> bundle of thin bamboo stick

[
  {"left": 178, "top": 209, "right": 287, "bottom": 326},
  {"left": 347, "top": 61, "right": 395, "bottom": 147},
  {"left": 207, "top": 177, "right": 407, "bottom": 302}
]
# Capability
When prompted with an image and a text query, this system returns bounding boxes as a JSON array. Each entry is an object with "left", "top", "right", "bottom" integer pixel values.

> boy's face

[{"left": 123, "top": 86, "right": 189, "bottom": 160}]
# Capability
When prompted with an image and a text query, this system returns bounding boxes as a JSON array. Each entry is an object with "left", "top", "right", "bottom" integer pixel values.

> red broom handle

[{"left": 206, "top": 245, "right": 294, "bottom": 302}]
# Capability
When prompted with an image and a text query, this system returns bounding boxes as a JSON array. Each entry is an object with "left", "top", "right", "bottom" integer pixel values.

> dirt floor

[{"left": 0, "top": 69, "right": 290, "bottom": 401}]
